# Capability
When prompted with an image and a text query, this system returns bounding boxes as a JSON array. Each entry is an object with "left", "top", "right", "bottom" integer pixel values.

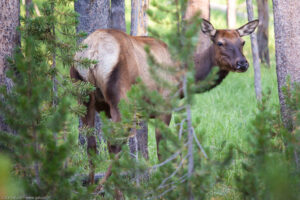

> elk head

[{"left": 201, "top": 19, "right": 259, "bottom": 72}]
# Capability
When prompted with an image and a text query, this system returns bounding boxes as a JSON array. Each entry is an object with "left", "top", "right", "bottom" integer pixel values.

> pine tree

[
  {"left": 235, "top": 87, "right": 300, "bottom": 199},
  {"left": 0, "top": 0, "right": 92, "bottom": 199}
]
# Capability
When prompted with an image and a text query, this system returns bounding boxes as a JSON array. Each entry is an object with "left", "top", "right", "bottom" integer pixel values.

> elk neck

[
  {"left": 194, "top": 45, "right": 216, "bottom": 82},
  {"left": 193, "top": 44, "right": 229, "bottom": 90}
]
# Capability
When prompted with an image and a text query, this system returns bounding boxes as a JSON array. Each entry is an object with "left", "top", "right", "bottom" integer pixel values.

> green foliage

[
  {"left": 235, "top": 86, "right": 300, "bottom": 200},
  {"left": 0, "top": 0, "right": 92, "bottom": 199}
]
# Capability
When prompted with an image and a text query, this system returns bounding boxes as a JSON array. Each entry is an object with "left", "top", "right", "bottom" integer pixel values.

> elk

[{"left": 70, "top": 19, "right": 259, "bottom": 184}]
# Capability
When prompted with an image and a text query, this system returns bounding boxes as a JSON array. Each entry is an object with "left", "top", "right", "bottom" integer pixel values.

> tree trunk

[
  {"left": 185, "top": 0, "right": 210, "bottom": 20},
  {"left": 246, "top": 0, "right": 262, "bottom": 101},
  {"left": 129, "top": 0, "right": 149, "bottom": 161},
  {"left": 0, "top": 0, "right": 19, "bottom": 133},
  {"left": 130, "top": 0, "right": 149, "bottom": 36},
  {"left": 75, "top": 0, "right": 110, "bottom": 39},
  {"left": 110, "top": 0, "right": 126, "bottom": 32},
  {"left": 257, "top": 0, "right": 270, "bottom": 66},
  {"left": 272, "top": 0, "right": 300, "bottom": 130},
  {"left": 227, "top": 0, "right": 236, "bottom": 29},
  {"left": 129, "top": 121, "right": 149, "bottom": 160},
  {"left": 25, "top": 0, "right": 32, "bottom": 17},
  {"left": 186, "top": 0, "right": 210, "bottom": 67}
]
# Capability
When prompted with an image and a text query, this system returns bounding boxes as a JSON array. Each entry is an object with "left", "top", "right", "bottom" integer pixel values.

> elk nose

[{"left": 236, "top": 60, "right": 248, "bottom": 71}]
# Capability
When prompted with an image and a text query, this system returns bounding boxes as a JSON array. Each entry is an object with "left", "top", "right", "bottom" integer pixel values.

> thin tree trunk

[
  {"left": 182, "top": 76, "right": 194, "bottom": 200},
  {"left": 50, "top": 2, "right": 58, "bottom": 143},
  {"left": 110, "top": 0, "right": 126, "bottom": 32},
  {"left": 0, "top": 0, "right": 20, "bottom": 133},
  {"left": 185, "top": 0, "right": 210, "bottom": 20},
  {"left": 227, "top": 0, "right": 236, "bottom": 29},
  {"left": 272, "top": 0, "right": 300, "bottom": 130},
  {"left": 246, "top": 0, "right": 262, "bottom": 100},
  {"left": 257, "top": 0, "right": 270, "bottom": 66},
  {"left": 129, "top": 121, "right": 149, "bottom": 159},
  {"left": 187, "top": 105, "right": 194, "bottom": 200},
  {"left": 129, "top": 0, "right": 149, "bottom": 161},
  {"left": 130, "top": 0, "right": 149, "bottom": 36},
  {"left": 186, "top": 0, "right": 210, "bottom": 71},
  {"left": 25, "top": 0, "right": 32, "bottom": 17}
]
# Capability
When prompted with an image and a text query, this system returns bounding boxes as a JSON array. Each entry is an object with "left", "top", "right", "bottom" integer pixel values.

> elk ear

[
  {"left": 201, "top": 19, "right": 216, "bottom": 37},
  {"left": 237, "top": 20, "right": 259, "bottom": 37}
]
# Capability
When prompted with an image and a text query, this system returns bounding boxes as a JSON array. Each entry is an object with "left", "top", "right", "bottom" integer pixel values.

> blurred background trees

[
  {"left": 227, "top": 0, "right": 236, "bottom": 28},
  {"left": 257, "top": 0, "right": 270, "bottom": 66}
]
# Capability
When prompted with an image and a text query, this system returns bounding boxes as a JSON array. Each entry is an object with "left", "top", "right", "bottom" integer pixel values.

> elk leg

[
  {"left": 155, "top": 114, "right": 172, "bottom": 161},
  {"left": 95, "top": 105, "right": 123, "bottom": 196},
  {"left": 107, "top": 105, "right": 122, "bottom": 154},
  {"left": 109, "top": 106, "right": 124, "bottom": 200},
  {"left": 81, "top": 93, "right": 97, "bottom": 184}
]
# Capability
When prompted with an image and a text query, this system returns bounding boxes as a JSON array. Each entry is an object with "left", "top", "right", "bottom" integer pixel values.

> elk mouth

[
  {"left": 217, "top": 57, "right": 249, "bottom": 73},
  {"left": 222, "top": 65, "right": 248, "bottom": 73}
]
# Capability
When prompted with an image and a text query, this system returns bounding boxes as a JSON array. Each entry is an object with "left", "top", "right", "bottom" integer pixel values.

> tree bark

[
  {"left": 129, "top": 121, "right": 149, "bottom": 160},
  {"left": 110, "top": 0, "right": 126, "bottom": 32},
  {"left": 0, "top": 0, "right": 19, "bottom": 133},
  {"left": 130, "top": 0, "right": 149, "bottom": 36},
  {"left": 186, "top": 0, "right": 210, "bottom": 66},
  {"left": 227, "top": 0, "right": 236, "bottom": 29},
  {"left": 246, "top": 0, "right": 262, "bottom": 101},
  {"left": 272, "top": 0, "right": 300, "bottom": 130},
  {"left": 185, "top": 0, "right": 210, "bottom": 20},
  {"left": 129, "top": 0, "right": 149, "bottom": 161},
  {"left": 75, "top": 0, "right": 110, "bottom": 40},
  {"left": 257, "top": 0, "right": 270, "bottom": 66},
  {"left": 25, "top": 0, "right": 32, "bottom": 17}
]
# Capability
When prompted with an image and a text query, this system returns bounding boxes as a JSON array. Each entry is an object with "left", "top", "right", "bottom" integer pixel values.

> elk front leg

[{"left": 81, "top": 93, "right": 97, "bottom": 184}]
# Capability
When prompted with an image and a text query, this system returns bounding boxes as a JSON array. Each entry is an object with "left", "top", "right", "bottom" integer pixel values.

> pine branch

[
  {"left": 192, "top": 127, "right": 207, "bottom": 159},
  {"left": 158, "top": 154, "right": 188, "bottom": 189}
]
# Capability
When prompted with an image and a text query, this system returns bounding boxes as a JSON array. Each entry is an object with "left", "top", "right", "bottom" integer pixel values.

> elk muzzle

[{"left": 235, "top": 59, "right": 249, "bottom": 72}]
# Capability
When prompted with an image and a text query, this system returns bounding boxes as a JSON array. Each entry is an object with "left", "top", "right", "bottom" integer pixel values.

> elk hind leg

[{"left": 81, "top": 93, "right": 97, "bottom": 184}]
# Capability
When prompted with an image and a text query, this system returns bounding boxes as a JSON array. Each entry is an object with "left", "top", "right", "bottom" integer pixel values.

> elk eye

[{"left": 217, "top": 42, "right": 223, "bottom": 46}]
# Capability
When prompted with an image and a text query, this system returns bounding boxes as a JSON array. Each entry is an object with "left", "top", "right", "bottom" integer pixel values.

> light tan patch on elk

[{"left": 74, "top": 30, "right": 120, "bottom": 93}]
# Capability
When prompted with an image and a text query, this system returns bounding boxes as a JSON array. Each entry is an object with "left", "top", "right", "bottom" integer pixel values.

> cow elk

[{"left": 70, "top": 19, "right": 259, "bottom": 184}]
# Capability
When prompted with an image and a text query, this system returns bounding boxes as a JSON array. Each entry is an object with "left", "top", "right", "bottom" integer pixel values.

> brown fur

[{"left": 212, "top": 30, "right": 246, "bottom": 72}]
